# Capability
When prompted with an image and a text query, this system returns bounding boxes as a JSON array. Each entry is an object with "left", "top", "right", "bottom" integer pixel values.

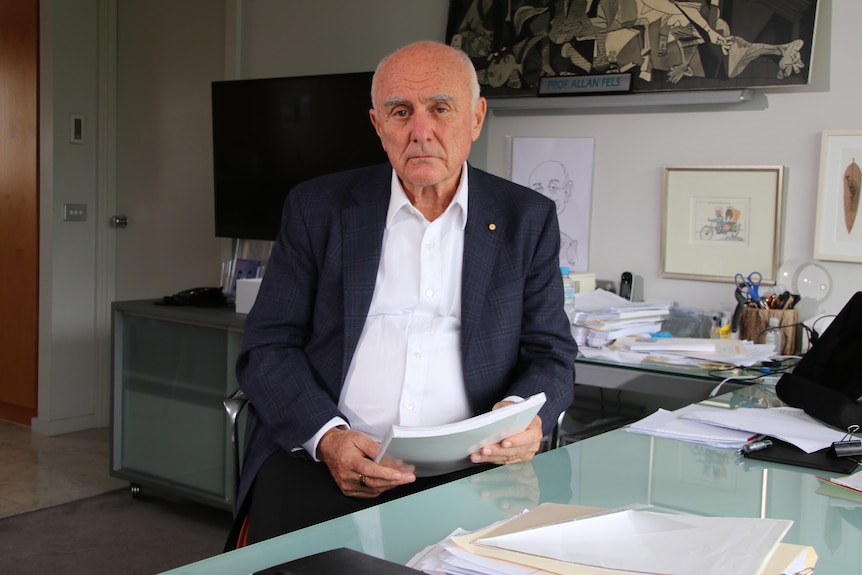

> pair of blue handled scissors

[{"left": 734, "top": 271, "right": 763, "bottom": 302}]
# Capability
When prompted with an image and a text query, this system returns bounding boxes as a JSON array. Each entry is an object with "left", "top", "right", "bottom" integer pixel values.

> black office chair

[{"left": 223, "top": 388, "right": 249, "bottom": 516}]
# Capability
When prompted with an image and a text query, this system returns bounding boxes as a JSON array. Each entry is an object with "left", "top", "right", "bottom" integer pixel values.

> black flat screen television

[{"left": 211, "top": 71, "right": 389, "bottom": 240}]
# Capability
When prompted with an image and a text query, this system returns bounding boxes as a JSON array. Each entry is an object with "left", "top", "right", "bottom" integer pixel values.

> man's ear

[
  {"left": 369, "top": 108, "right": 381, "bottom": 136},
  {"left": 471, "top": 97, "right": 487, "bottom": 141}
]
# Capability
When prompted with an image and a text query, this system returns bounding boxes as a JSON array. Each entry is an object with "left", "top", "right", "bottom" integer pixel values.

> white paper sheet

[
  {"left": 625, "top": 405, "right": 754, "bottom": 448},
  {"left": 475, "top": 509, "right": 792, "bottom": 575},
  {"left": 681, "top": 406, "right": 853, "bottom": 453}
]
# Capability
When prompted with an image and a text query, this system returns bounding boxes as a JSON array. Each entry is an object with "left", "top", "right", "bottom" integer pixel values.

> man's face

[{"left": 370, "top": 44, "right": 486, "bottom": 196}]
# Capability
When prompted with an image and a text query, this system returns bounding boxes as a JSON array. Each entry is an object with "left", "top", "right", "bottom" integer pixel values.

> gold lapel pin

[{"left": 488, "top": 223, "right": 496, "bottom": 231}]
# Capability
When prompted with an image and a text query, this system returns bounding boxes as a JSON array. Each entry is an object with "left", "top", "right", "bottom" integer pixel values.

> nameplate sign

[{"left": 538, "top": 73, "right": 632, "bottom": 96}]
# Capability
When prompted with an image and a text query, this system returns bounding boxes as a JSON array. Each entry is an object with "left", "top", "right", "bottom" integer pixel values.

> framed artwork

[
  {"left": 814, "top": 130, "right": 862, "bottom": 263},
  {"left": 661, "top": 166, "right": 784, "bottom": 283},
  {"left": 510, "top": 137, "right": 595, "bottom": 273},
  {"left": 445, "top": 0, "right": 818, "bottom": 98}
]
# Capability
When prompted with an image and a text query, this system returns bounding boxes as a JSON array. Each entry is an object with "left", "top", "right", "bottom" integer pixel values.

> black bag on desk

[{"left": 775, "top": 291, "right": 862, "bottom": 432}]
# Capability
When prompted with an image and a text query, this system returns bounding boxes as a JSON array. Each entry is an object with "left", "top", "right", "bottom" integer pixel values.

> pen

[{"left": 737, "top": 438, "right": 772, "bottom": 455}]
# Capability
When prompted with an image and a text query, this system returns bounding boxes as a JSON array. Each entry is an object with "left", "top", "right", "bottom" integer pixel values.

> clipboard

[{"left": 743, "top": 436, "right": 860, "bottom": 474}]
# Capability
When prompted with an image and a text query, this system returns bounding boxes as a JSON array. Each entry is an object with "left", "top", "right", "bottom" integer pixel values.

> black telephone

[
  {"left": 619, "top": 272, "right": 633, "bottom": 301},
  {"left": 158, "top": 286, "right": 229, "bottom": 307}
]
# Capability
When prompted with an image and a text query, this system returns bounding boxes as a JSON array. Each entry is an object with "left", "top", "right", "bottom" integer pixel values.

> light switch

[{"left": 63, "top": 203, "right": 87, "bottom": 222}]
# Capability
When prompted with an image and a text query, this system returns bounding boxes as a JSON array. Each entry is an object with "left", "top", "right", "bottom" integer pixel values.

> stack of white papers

[
  {"left": 374, "top": 393, "right": 545, "bottom": 476},
  {"left": 614, "top": 336, "right": 778, "bottom": 367},
  {"left": 408, "top": 503, "right": 815, "bottom": 575},
  {"left": 572, "top": 290, "right": 671, "bottom": 345},
  {"left": 625, "top": 404, "right": 856, "bottom": 453},
  {"left": 625, "top": 405, "right": 755, "bottom": 449},
  {"left": 571, "top": 290, "right": 778, "bottom": 367}
]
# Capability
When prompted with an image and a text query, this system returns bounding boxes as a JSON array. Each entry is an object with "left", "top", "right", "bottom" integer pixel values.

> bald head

[{"left": 372, "top": 41, "right": 481, "bottom": 112}]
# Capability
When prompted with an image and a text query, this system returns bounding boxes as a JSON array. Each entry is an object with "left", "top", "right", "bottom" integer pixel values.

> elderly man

[{"left": 229, "top": 40, "right": 576, "bottom": 547}]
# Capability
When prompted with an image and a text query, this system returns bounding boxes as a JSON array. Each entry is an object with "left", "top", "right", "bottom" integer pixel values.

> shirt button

[
  {"left": 425, "top": 289, "right": 434, "bottom": 298},
  {"left": 412, "top": 349, "right": 422, "bottom": 358},
  {"left": 405, "top": 402, "right": 415, "bottom": 410},
  {"left": 425, "top": 241, "right": 434, "bottom": 249}
]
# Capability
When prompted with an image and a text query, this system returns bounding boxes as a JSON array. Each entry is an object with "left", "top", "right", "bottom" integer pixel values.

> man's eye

[{"left": 393, "top": 109, "right": 408, "bottom": 118}]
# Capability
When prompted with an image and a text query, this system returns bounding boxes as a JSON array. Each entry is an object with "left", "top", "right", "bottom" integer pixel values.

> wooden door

[{"left": 0, "top": 0, "right": 39, "bottom": 424}]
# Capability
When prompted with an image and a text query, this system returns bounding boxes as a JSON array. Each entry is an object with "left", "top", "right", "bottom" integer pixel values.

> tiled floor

[{"left": 0, "top": 419, "right": 127, "bottom": 519}]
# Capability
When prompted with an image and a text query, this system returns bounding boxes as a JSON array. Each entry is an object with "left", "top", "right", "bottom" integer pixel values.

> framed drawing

[
  {"left": 661, "top": 166, "right": 784, "bottom": 283},
  {"left": 445, "top": 0, "right": 818, "bottom": 98},
  {"left": 814, "top": 130, "right": 862, "bottom": 263}
]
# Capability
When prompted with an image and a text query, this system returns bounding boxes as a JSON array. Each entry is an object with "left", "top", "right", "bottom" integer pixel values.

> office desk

[{"left": 158, "top": 385, "right": 862, "bottom": 575}]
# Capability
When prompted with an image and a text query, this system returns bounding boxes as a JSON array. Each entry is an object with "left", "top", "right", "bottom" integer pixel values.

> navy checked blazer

[{"left": 235, "top": 162, "right": 577, "bottom": 514}]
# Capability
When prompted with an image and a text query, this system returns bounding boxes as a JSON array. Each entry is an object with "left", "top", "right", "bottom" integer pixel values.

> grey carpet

[{"left": 0, "top": 488, "right": 233, "bottom": 575}]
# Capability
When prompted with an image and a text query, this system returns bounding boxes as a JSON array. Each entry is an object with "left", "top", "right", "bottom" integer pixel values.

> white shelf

[{"left": 488, "top": 89, "right": 754, "bottom": 113}]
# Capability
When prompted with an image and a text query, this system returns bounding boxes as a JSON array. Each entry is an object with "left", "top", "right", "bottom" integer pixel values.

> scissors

[{"left": 734, "top": 271, "right": 763, "bottom": 303}]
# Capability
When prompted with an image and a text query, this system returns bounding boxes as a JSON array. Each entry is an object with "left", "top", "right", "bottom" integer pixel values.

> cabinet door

[{"left": 117, "top": 314, "right": 230, "bottom": 500}]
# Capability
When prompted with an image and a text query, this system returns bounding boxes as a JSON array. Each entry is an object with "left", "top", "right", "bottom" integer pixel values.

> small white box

[
  {"left": 235, "top": 278, "right": 263, "bottom": 314},
  {"left": 569, "top": 272, "right": 596, "bottom": 293}
]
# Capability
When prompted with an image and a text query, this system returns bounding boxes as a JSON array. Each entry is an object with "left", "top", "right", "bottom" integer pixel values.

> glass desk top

[{"left": 159, "top": 385, "right": 861, "bottom": 575}]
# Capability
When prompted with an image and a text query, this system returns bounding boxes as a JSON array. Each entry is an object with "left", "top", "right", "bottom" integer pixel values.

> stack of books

[{"left": 572, "top": 289, "right": 671, "bottom": 346}]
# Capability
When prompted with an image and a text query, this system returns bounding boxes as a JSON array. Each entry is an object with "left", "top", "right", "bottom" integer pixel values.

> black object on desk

[
  {"left": 743, "top": 436, "right": 859, "bottom": 475},
  {"left": 775, "top": 291, "right": 862, "bottom": 432},
  {"left": 254, "top": 547, "right": 419, "bottom": 575}
]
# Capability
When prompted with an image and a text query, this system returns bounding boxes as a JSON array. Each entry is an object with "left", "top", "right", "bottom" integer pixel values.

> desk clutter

[
  {"left": 625, "top": 402, "right": 861, "bottom": 475},
  {"left": 408, "top": 502, "right": 817, "bottom": 575},
  {"left": 572, "top": 290, "right": 780, "bottom": 367}
]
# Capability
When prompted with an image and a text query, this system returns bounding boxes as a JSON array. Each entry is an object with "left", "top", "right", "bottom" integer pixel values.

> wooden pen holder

[{"left": 739, "top": 308, "right": 798, "bottom": 354}]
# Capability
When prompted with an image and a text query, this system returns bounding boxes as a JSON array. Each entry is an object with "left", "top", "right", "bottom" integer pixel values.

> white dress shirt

[{"left": 303, "top": 165, "right": 472, "bottom": 458}]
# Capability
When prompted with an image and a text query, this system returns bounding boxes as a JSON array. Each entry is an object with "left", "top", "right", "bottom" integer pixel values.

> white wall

[
  {"left": 35, "top": 0, "right": 103, "bottom": 434},
  {"left": 484, "top": 0, "right": 861, "bottom": 323},
  {"left": 234, "top": 0, "right": 450, "bottom": 79}
]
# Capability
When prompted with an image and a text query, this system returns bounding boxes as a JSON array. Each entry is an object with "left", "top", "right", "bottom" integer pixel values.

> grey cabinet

[
  {"left": 110, "top": 300, "right": 245, "bottom": 510},
  {"left": 110, "top": 300, "right": 737, "bottom": 509}
]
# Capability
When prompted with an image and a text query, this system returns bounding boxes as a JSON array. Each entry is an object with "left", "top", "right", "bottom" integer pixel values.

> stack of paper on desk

[
  {"left": 572, "top": 290, "right": 671, "bottom": 344},
  {"left": 615, "top": 337, "right": 778, "bottom": 367},
  {"left": 374, "top": 392, "right": 545, "bottom": 477},
  {"left": 625, "top": 404, "right": 855, "bottom": 453},
  {"left": 625, "top": 405, "right": 755, "bottom": 449},
  {"left": 408, "top": 503, "right": 816, "bottom": 575}
]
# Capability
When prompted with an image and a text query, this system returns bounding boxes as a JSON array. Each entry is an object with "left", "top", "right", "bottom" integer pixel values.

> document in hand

[{"left": 374, "top": 392, "right": 546, "bottom": 477}]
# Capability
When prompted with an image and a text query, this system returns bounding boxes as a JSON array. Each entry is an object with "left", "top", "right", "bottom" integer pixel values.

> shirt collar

[{"left": 386, "top": 162, "right": 469, "bottom": 230}]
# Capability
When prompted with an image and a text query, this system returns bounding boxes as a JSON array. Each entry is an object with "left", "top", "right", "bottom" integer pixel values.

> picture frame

[
  {"left": 814, "top": 130, "right": 862, "bottom": 263},
  {"left": 444, "top": 1, "right": 818, "bottom": 98},
  {"left": 661, "top": 166, "right": 784, "bottom": 283}
]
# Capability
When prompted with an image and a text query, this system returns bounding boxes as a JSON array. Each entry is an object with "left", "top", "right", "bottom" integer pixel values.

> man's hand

[
  {"left": 469, "top": 401, "right": 543, "bottom": 465},
  {"left": 317, "top": 427, "right": 416, "bottom": 498}
]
